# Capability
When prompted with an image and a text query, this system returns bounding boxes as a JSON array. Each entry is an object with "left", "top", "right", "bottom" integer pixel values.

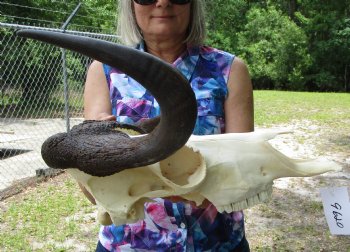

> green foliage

[
  {"left": 205, "top": 0, "right": 250, "bottom": 52},
  {"left": 204, "top": 0, "right": 350, "bottom": 92},
  {"left": 22, "top": 41, "right": 62, "bottom": 106},
  {"left": 289, "top": 0, "right": 350, "bottom": 91},
  {"left": 237, "top": 6, "right": 311, "bottom": 90},
  {"left": 0, "top": 0, "right": 117, "bottom": 32},
  {"left": 206, "top": 30, "right": 232, "bottom": 52},
  {"left": 2, "top": 0, "right": 349, "bottom": 92},
  {"left": 1, "top": 0, "right": 117, "bottom": 109}
]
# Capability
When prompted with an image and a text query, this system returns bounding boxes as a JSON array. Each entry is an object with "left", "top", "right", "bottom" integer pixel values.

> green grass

[
  {"left": 0, "top": 178, "right": 99, "bottom": 251},
  {"left": 254, "top": 91, "right": 350, "bottom": 127}
]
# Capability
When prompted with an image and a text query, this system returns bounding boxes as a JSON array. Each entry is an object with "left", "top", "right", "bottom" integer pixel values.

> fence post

[
  {"left": 0, "top": 22, "right": 119, "bottom": 192},
  {"left": 33, "top": 3, "right": 83, "bottom": 181},
  {"left": 61, "top": 3, "right": 82, "bottom": 133}
]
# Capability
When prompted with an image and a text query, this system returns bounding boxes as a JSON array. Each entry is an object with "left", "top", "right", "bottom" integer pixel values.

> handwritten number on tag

[
  {"left": 320, "top": 187, "right": 350, "bottom": 235},
  {"left": 331, "top": 203, "right": 344, "bottom": 228},
  {"left": 331, "top": 203, "right": 341, "bottom": 210}
]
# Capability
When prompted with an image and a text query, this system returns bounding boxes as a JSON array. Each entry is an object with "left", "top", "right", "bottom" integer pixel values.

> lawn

[
  {"left": 1, "top": 90, "right": 349, "bottom": 251},
  {"left": 254, "top": 90, "right": 350, "bottom": 127}
]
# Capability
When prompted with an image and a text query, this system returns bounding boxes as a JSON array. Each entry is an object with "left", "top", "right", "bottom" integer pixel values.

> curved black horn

[{"left": 16, "top": 30, "right": 197, "bottom": 176}]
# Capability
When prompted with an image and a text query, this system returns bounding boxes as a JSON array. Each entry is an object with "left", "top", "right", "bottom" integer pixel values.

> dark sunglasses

[{"left": 133, "top": 0, "right": 191, "bottom": 5}]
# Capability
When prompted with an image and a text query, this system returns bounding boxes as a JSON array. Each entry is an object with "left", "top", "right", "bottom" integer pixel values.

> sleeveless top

[{"left": 99, "top": 42, "right": 245, "bottom": 251}]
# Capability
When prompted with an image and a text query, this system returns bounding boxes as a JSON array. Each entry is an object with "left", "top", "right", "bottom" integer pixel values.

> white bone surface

[
  {"left": 68, "top": 130, "right": 342, "bottom": 225},
  {"left": 68, "top": 145, "right": 206, "bottom": 225}
]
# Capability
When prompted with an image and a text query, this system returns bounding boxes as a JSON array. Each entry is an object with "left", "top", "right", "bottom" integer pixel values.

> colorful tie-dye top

[{"left": 100, "top": 42, "right": 245, "bottom": 251}]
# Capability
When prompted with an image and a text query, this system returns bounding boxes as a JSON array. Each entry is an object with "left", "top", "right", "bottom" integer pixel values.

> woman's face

[{"left": 133, "top": 0, "right": 191, "bottom": 41}]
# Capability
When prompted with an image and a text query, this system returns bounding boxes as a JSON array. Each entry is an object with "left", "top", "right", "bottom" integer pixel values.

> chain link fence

[{"left": 0, "top": 22, "right": 119, "bottom": 195}]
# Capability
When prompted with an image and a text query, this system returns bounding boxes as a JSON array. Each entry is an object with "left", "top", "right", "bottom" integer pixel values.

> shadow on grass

[{"left": 329, "top": 134, "right": 350, "bottom": 148}]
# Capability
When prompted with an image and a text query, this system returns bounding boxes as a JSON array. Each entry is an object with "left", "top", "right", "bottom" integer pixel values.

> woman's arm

[
  {"left": 224, "top": 57, "right": 254, "bottom": 133},
  {"left": 79, "top": 60, "right": 116, "bottom": 204},
  {"left": 84, "top": 60, "right": 116, "bottom": 121}
]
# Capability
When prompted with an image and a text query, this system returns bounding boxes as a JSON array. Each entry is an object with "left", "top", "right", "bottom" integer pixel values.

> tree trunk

[{"left": 289, "top": 0, "right": 297, "bottom": 20}]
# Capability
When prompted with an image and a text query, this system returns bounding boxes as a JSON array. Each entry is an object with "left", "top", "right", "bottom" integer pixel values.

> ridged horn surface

[{"left": 16, "top": 30, "right": 197, "bottom": 176}]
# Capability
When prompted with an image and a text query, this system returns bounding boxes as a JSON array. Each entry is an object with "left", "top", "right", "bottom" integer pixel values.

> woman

[{"left": 83, "top": 0, "right": 254, "bottom": 251}]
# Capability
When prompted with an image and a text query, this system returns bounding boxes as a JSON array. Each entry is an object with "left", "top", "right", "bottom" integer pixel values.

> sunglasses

[{"left": 133, "top": 0, "right": 191, "bottom": 5}]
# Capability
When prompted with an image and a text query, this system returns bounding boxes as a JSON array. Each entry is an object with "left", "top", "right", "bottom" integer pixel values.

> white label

[{"left": 320, "top": 187, "right": 350, "bottom": 235}]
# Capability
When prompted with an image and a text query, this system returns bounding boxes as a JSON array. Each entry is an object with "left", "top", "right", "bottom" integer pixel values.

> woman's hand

[{"left": 96, "top": 114, "right": 116, "bottom": 121}]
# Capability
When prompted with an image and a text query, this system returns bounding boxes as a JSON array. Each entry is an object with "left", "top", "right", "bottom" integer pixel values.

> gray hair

[{"left": 117, "top": 0, "right": 206, "bottom": 46}]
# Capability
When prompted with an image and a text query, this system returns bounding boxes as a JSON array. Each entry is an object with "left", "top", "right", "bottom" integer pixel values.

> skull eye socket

[{"left": 159, "top": 146, "right": 205, "bottom": 186}]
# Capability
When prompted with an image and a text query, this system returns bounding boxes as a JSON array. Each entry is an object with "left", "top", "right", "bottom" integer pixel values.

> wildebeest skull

[{"left": 17, "top": 30, "right": 342, "bottom": 226}]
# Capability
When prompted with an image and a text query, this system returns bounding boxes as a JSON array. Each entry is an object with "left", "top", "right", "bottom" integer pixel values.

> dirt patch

[{"left": 244, "top": 121, "right": 350, "bottom": 251}]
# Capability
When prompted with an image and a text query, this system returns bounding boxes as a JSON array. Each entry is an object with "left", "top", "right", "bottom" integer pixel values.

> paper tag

[{"left": 320, "top": 187, "right": 350, "bottom": 235}]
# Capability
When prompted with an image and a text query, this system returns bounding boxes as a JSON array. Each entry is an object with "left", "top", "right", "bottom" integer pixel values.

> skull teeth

[{"left": 216, "top": 187, "right": 273, "bottom": 213}]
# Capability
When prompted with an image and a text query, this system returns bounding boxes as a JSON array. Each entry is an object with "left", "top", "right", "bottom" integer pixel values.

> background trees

[
  {"left": 206, "top": 0, "right": 350, "bottom": 92},
  {"left": 237, "top": 6, "right": 312, "bottom": 90},
  {"left": 1, "top": 0, "right": 349, "bottom": 92},
  {"left": 1, "top": 0, "right": 117, "bottom": 110}
]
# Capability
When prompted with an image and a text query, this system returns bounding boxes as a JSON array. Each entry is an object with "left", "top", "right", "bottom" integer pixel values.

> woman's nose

[{"left": 155, "top": 0, "right": 171, "bottom": 7}]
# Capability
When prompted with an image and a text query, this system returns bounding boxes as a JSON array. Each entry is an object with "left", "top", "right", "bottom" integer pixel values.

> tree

[
  {"left": 1, "top": 0, "right": 117, "bottom": 109},
  {"left": 2, "top": 0, "right": 349, "bottom": 92},
  {"left": 237, "top": 6, "right": 311, "bottom": 90},
  {"left": 205, "top": 0, "right": 250, "bottom": 53},
  {"left": 0, "top": 0, "right": 117, "bottom": 31},
  {"left": 295, "top": 0, "right": 350, "bottom": 91}
]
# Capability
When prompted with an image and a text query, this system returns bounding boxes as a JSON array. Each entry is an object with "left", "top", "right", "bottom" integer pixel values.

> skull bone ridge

[{"left": 69, "top": 130, "right": 341, "bottom": 226}]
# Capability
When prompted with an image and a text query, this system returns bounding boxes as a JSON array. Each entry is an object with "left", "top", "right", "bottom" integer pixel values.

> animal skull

[
  {"left": 68, "top": 130, "right": 341, "bottom": 226},
  {"left": 183, "top": 131, "right": 342, "bottom": 212},
  {"left": 68, "top": 145, "right": 206, "bottom": 226},
  {"left": 16, "top": 30, "right": 342, "bottom": 226}
]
